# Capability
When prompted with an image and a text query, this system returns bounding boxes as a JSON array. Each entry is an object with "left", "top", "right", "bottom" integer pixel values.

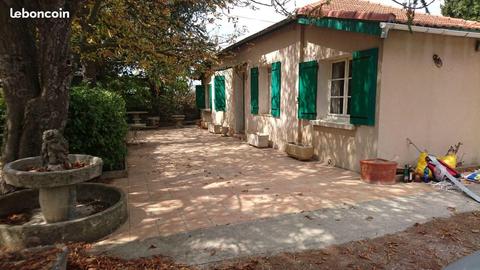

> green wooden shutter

[
  {"left": 214, "top": 76, "right": 226, "bottom": 111},
  {"left": 271, "top": 62, "right": 281, "bottom": 118},
  {"left": 350, "top": 48, "right": 378, "bottom": 126},
  {"left": 195, "top": 85, "right": 205, "bottom": 109},
  {"left": 250, "top": 67, "right": 259, "bottom": 115},
  {"left": 298, "top": 60, "right": 318, "bottom": 120},
  {"left": 208, "top": 84, "right": 212, "bottom": 109}
]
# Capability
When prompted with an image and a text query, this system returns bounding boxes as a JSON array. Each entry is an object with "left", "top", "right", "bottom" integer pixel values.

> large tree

[
  {"left": 0, "top": 1, "right": 79, "bottom": 175},
  {"left": 441, "top": 0, "right": 480, "bottom": 21}
]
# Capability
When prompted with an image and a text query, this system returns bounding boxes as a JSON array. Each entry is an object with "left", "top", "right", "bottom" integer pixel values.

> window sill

[
  {"left": 257, "top": 113, "right": 272, "bottom": 117},
  {"left": 310, "top": 119, "right": 356, "bottom": 130},
  {"left": 201, "top": 109, "right": 211, "bottom": 112}
]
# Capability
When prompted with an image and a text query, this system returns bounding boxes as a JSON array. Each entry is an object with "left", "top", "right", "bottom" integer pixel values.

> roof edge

[
  {"left": 381, "top": 22, "right": 480, "bottom": 38},
  {"left": 220, "top": 16, "right": 296, "bottom": 54},
  {"left": 220, "top": 13, "right": 480, "bottom": 55}
]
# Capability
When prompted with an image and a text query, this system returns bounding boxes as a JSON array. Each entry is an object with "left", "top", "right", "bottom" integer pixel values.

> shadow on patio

[{"left": 97, "top": 127, "right": 433, "bottom": 247}]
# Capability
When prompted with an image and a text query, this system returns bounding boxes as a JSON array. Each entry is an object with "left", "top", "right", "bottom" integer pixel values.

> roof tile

[{"left": 296, "top": 0, "right": 480, "bottom": 30}]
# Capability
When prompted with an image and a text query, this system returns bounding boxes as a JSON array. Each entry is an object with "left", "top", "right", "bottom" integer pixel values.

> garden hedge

[{"left": 65, "top": 86, "right": 128, "bottom": 171}]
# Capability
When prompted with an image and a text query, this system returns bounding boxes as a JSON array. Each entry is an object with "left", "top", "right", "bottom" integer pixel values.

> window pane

[
  {"left": 332, "top": 62, "right": 345, "bottom": 79},
  {"left": 330, "top": 98, "right": 343, "bottom": 114},
  {"left": 347, "top": 97, "right": 351, "bottom": 115},
  {"left": 331, "top": 80, "right": 344, "bottom": 96},
  {"left": 348, "top": 78, "right": 352, "bottom": 96},
  {"left": 348, "top": 60, "right": 353, "bottom": 77}
]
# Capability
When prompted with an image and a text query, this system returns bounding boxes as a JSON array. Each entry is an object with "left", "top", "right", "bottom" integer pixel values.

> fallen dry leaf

[{"left": 447, "top": 207, "right": 457, "bottom": 213}]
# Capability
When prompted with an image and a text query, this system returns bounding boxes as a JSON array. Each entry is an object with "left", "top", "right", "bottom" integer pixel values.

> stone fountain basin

[
  {"left": 0, "top": 183, "right": 127, "bottom": 251},
  {"left": 3, "top": 154, "right": 103, "bottom": 188}
]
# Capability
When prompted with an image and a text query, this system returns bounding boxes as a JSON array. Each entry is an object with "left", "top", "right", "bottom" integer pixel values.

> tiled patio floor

[{"left": 99, "top": 127, "right": 433, "bottom": 245}]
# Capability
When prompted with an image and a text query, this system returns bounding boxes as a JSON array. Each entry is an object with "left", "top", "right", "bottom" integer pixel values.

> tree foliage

[
  {"left": 99, "top": 76, "right": 153, "bottom": 112},
  {"left": 441, "top": 0, "right": 480, "bottom": 21},
  {"left": 72, "top": 0, "right": 229, "bottom": 83},
  {"left": 71, "top": 0, "right": 301, "bottom": 83}
]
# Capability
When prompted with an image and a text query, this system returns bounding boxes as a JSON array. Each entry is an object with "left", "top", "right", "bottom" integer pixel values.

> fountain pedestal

[{"left": 39, "top": 185, "right": 76, "bottom": 222}]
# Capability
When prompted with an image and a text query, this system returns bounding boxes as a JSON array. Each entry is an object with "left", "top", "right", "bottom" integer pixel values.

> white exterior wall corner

[
  {"left": 210, "top": 68, "right": 234, "bottom": 131},
  {"left": 218, "top": 22, "right": 302, "bottom": 150},
  {"left": 377, "top": 30, "right": 480, "bottom": 167}
]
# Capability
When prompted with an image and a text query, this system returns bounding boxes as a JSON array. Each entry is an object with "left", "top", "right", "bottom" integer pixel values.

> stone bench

[{"left": 147, "top": 116, "right": 160, "bottom": 127}]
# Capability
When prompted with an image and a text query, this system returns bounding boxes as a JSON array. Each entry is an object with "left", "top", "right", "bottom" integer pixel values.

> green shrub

[
  {"left": 100, "top": 76, "right": 152, "bottom": 111},
  {"left": 65, "top": 86, "right": 128, "bottom": 171}
]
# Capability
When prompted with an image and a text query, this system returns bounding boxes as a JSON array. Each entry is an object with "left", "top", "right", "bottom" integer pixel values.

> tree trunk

[{"left": 0, "top": 0, "right": 79, "bottom": 194}]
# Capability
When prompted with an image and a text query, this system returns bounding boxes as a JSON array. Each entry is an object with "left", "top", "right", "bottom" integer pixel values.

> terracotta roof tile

[{"left": 296, "top": 0, "right": 480, "bottom": 31}]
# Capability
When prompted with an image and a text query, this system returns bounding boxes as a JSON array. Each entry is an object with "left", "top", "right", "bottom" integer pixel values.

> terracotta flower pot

[{"left": 360, "top": 159, "right": 398, "bottom": 184}]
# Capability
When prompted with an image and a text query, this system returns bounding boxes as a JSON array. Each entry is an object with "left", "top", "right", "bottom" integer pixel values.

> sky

[{"left": 210, "top": 0, "right": 444, "bottom": 46}]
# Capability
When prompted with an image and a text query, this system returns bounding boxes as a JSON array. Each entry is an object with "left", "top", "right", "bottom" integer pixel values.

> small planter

[
  {"left": 221, "top": 126, "right": 230, "bottom": 136},
  {"left": 201, "top": 121, "right": 209, "bottom": 129},
  {"left": 360, "top": 159, "right": 398, "bottom": 184},
  {"left": 171, "top": 114, "right": 185, "bottom": 128},
  {"left": 247, "top": 133, "right": 269, "bottom": 148},
  {"left": 286, "top": 142, "right": 314, "bottom": 161},
  {"left": 100, "top": 159, "right": 128, "bottom": 180},
  {"left": 208, "top": 123, "right": 222, "bottom": 134}
]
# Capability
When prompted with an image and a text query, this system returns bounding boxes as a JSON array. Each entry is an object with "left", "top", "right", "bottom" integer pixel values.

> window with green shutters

[
  {"left": 208, "top": 84, "right": 212, "bottom": 109},
  {"left": 214, "top": 76, "right": 226, "bottom": 111},
  {"left": 349, "top": 48, "right": 378, "bottom": 126},
  {"left": 195, "top": 85, "right": 205, "bottom": 109},
  {"left": 208, "top": 84, "right": 213, "bottom": 110},
  {"left": 250, "top": 67, "right": 259, "bottom": 115},
  {"left": 270, "top": 62, "right": 281, "bottom": 118},
  {"left": 298, "top": 60, "right": 318, "bottom": 120}
]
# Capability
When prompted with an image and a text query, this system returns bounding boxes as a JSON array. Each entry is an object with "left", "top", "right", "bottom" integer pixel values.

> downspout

[{"left": 297, "top": 24, "right": 305, "bottom": 145}]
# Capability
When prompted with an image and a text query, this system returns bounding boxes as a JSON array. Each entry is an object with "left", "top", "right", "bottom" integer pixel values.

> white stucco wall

[
  {"left": 303, "top": 25, "right": 382, "bottom": 171},
  {"left": 219, "top": 22, "right": 301, "bottom": 147},
  {"left": 378, "top": 30, "right": 480, "bottom": 167}
]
